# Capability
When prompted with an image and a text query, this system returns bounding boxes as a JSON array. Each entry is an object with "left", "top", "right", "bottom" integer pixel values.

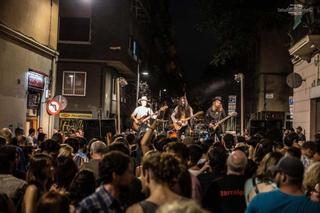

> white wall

[{"left": 0, "top": 36, "right": 52, "bottom": 133}]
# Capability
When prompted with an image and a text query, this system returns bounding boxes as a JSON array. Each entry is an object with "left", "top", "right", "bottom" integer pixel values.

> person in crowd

[
  {"left": 205, "top": 96, "right": 226, "bottom": 142},
  {"left": 203, "top": 150, "right": 248, "bottom": 213},
  {"left": 156, "top": 200, "right": 209, "bottom": 213},
  {"left": 80, "top": 140, "right": 106, "bottom": 183},
  {"left": 283, "top": 132, "right": 299, "bottom": 149},
  {"left": 187, "top": 144, "right": 208, "bottom": 176},
  {"left": 285, "top": 146, "right": 301, "bottom": 159},
  {"left": 314, "top": 142, "right": 320, "bottom": 162},
  {"left": 198, "top": 145, "right": 228, "bottom": 197},
  {"left": 0, "top": 145, "right": 26, "bottom": 208},
  {"left": 300, "top": 141, "right": 316, "bottom": 168},
  {"left": 170, "top": 96, "right": 194, "bottom": 140},
  {"left": 244, "top": 152, "right": 282, "bottom": 205},
  {"left": 77, "top": 151, "right": 134, "bottom": 212},
  {"left": 68, "top": 169, "right": 96, "bottom": 206},
  {"left": 126, "top": 152, "right": 186, "bottom": 213},
  {"left": 39, "top": 139, "right": 60, "bottom": 159},
  {"left": 0, "top": 127, "right": 13, "bottom": 144},
  {"left": 58, "top": 144, "right": 73, "bottom": 158},
  {"left": 51, "top": 132, "right": 64, "bottom": 144},
  {"left": 37, "top": 133, "right": 47, "bottom": 145},
  {"left": 36, "top": 191, "right": 70, "bottom": 213},
  {"left": 303, "top": 162, "right": 320, "bottom": 203},
  {"left": 246, "top": 156, "right": 320, "bottom": 212},
  {"left": 164, "top": 142, "right": 202, "bottom": 202},
  {"left": 23, "top": 154, "right": 54, "bottom": 213},
  {"left": 73, "top": 137, "right": 89, "bottom": 168},
  {"left": 27, "top": 128, "right": 36, "bottom": 146},
  {"left": 296, "top": 126, "right": 306, "bottom": 142},
  {"left": 222, "top": 133, "right": 235, "bottom": 153},
  {"left": 11, "top": 127, "right": 24, "bottom": 146},
  {"left": 54, "top": 156, "right": 78, "bottom": 190}
]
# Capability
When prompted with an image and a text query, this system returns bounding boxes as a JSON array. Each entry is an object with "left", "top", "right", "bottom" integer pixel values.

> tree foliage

[{"left": 197, "top": 0, "right": 291, "bottom": 66}]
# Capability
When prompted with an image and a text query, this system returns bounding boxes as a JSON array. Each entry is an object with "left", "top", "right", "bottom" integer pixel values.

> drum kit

[{"left": 155, "top": 116, "right": 212, "bottom": 142}]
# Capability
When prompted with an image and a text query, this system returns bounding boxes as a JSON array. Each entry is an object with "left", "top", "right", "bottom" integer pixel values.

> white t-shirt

[{"left": 132, "top": 106, "right": 153, "bottom": 118}]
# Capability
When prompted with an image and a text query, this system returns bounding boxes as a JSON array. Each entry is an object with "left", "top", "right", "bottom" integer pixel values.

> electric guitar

[
  {"left": 173, "top": 111, "right": 204, "bottom": 130},
  {"left": 209, "top": 112, "right": 237, "bottom": 132},
  {"left": 131, "top": 106, "right": 168, "bottom": 132}
]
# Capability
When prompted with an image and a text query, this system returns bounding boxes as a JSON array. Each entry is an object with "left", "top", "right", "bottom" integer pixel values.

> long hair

[
  {"left": 211, "top": 100, "right": 224, "bottom": 112},
  {"left": 176, "top": 97, "right": 191, "bottom": 118}
]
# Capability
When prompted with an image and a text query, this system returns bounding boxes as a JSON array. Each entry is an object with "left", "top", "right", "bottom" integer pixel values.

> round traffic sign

[{"left": 46, "top": 99, "right": 61, "bottom": 115}]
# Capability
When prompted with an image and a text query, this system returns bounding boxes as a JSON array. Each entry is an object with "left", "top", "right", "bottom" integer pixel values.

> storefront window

[{"left": 63, "top": 71, "right": 86, "bottom": 96}]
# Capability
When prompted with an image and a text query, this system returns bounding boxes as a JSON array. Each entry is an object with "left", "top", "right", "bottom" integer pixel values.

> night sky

[{"left": 170, "top": 0, "right": 238, "bottom": 109}]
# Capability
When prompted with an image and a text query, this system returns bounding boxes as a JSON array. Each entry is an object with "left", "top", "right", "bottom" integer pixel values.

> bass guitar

[
  {"left": 132, "top": 106, "right": 168, "bottom": 132},
  {"left": 209, "top": 112, "right": 237, "bottom": 132},
  {"left": 173, "top": 111, "right": 204, "bottom": 131}
]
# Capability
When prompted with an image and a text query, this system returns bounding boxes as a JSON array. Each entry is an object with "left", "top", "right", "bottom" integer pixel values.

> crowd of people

[{"left": 0, "top": 122, "right": 320, "bottom": 213}]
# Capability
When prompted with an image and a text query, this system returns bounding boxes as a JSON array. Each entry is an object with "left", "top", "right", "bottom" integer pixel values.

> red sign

[
  {"left": 46, "top": 99, "right": 61, "bottom": 115},
  {"left": 28, "top": 72, "right": 44, "bottom": 89}
]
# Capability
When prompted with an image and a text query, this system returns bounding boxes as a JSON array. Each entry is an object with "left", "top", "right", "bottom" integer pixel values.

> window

[
  {"left": 62, "top": 71, "right": 86, "bottom": 96},
  {"left": 59, "top": 17, "right": 91, "bottom": 43}
]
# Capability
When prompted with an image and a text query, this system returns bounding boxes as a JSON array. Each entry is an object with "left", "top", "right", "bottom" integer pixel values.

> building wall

[
  {"left": 254, "top": 31, "right": 292, "bottom": 113},
  {"left": 0, "top": 0, "right": 59, "bottom": 134},
  {"left": 0, "top": 0, "right": 59, "bottom": 49},
  {"left": 0, "top": 35, "right": 53, "bottom": 133},
  {"left": 292, "top": 56, "right": 319, "bottom": 140}
]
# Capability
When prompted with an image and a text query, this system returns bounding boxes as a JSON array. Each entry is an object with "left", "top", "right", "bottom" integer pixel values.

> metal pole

[
  {"left": 136, "top": 63, "right": 140, "bottom": 106},
  {"left": 240, "top": 74, "right": 244, "bottom": 136},
  {"left": 116, "top": 78, "right": 121, "bottom": 134}
]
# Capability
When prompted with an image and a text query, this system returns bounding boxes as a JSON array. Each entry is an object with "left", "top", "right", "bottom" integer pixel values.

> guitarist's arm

[
  {"left": 170, "top": 107, "right": 178, "bottom": 123},
  {"left": 140, "top": 120, "right": 157, "bottom": 155},
  {"left": 131, "top": 109, "right": 139, "bottom": 123}
]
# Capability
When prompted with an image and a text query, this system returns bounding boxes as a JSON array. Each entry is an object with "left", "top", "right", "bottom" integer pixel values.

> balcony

[{"left": 289, "top": 6, "right": 320, "bottom": 62}]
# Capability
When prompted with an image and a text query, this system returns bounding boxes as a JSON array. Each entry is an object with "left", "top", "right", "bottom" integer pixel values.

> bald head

[{"left": 227, "top": 150, "right": 247, "bottom": 174}]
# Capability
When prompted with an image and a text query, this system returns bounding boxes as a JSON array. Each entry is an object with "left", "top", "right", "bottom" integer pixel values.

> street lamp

[
  {"left": 116, "top": 77, "right": 128, "bottom": 134},
  {"left": 234, "top": 73, "right": 244, "bottom": 135}
]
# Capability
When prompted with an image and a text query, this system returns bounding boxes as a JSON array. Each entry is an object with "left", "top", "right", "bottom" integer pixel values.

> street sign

[
  {"left": 53, "top": 95, "right": 68, "bottom": 110},
  {"left": 46, "top": 99, "right": 61, "bottom": 115}
]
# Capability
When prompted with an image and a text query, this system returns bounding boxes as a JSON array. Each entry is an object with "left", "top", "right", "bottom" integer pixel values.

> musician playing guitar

[
  {"left": 206, "top": 96, "right": 226, "bottom": 142},
  {"left": 131, "top": 96, "right": 154, "bottom": 135},
  {"left": 171, "top": 96, "right": 193, "bottom": 140}
]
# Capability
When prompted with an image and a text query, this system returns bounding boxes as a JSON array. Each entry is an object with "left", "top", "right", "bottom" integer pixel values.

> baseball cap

[{"left": 270, "top": 155, "right": 304, "bottom": 179}]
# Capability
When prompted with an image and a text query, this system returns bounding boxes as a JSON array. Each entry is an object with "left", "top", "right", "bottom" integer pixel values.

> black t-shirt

[{"left": 202, "top": 174, "right": 247, "bottom": 213}]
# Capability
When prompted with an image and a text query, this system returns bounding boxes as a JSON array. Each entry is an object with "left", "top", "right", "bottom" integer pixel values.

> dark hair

[
  {"left": 0, "top": 145, "right": 16, "bottom": 173},
  {"left": 29, "top": 128, "right": 35, "bottom": 135},
  {"left": 64, "top": 137, "right": 80, "bottom": 153},
  {"left": 27, "top": 154, "right": 53, "bottom": 191},
  {"left": 187, "top": 144, "right": 203, "bottom": 167},
  {"left": 99, "top": 151, "right": 131, "bottom": 184},
  {"left": 54, "top": 156, "right": 78, "bottom": 189},
  {"left": 69, "top": 170, "right": 96, "bottom": 205},
  {"left": 51, "top": 133, "right": 63, "bottom": 144},
  {"left": 223, "top": 134, "right": 235, "bottom": 149},
  {"left": 254, "top": 139, "right": 273, "bottom": 163},
  {"left": 142, "top": 152, "right": 185, "bottom": 187},
  {"left": 36, "top": 191, "right": 69, "bottom": 213},
  {"left": 37, "top": 133, "right": 46, "bottom": 143},
  {"left": 126, "top": 133, "right": 136, "bottom": 145},
  {"left": 15, "top": 127, "right": 24, "bottom": 136},
  {"left": 40, "top": 139, "right": 60, "bottom": 154},
  {"left": 164, "top": 142, "right": 189, "bottom": 164},
  {"left": 75, "top": 137, "right": 87, "bottom": 150},
  {"left": 286, "top": 146, "right": 301, "bottom": 159},
  {"left": 284, "top": 132, "right": 299, "bottom": 147},
  {"left": 207, "top": 146, "right": 227, "bottom": 174},
  {"left": 107, "top": 142, "right": 130, "bottom": 156},
  {"left": 301, "top": 141, "right": 317, "bottom": 151}
]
